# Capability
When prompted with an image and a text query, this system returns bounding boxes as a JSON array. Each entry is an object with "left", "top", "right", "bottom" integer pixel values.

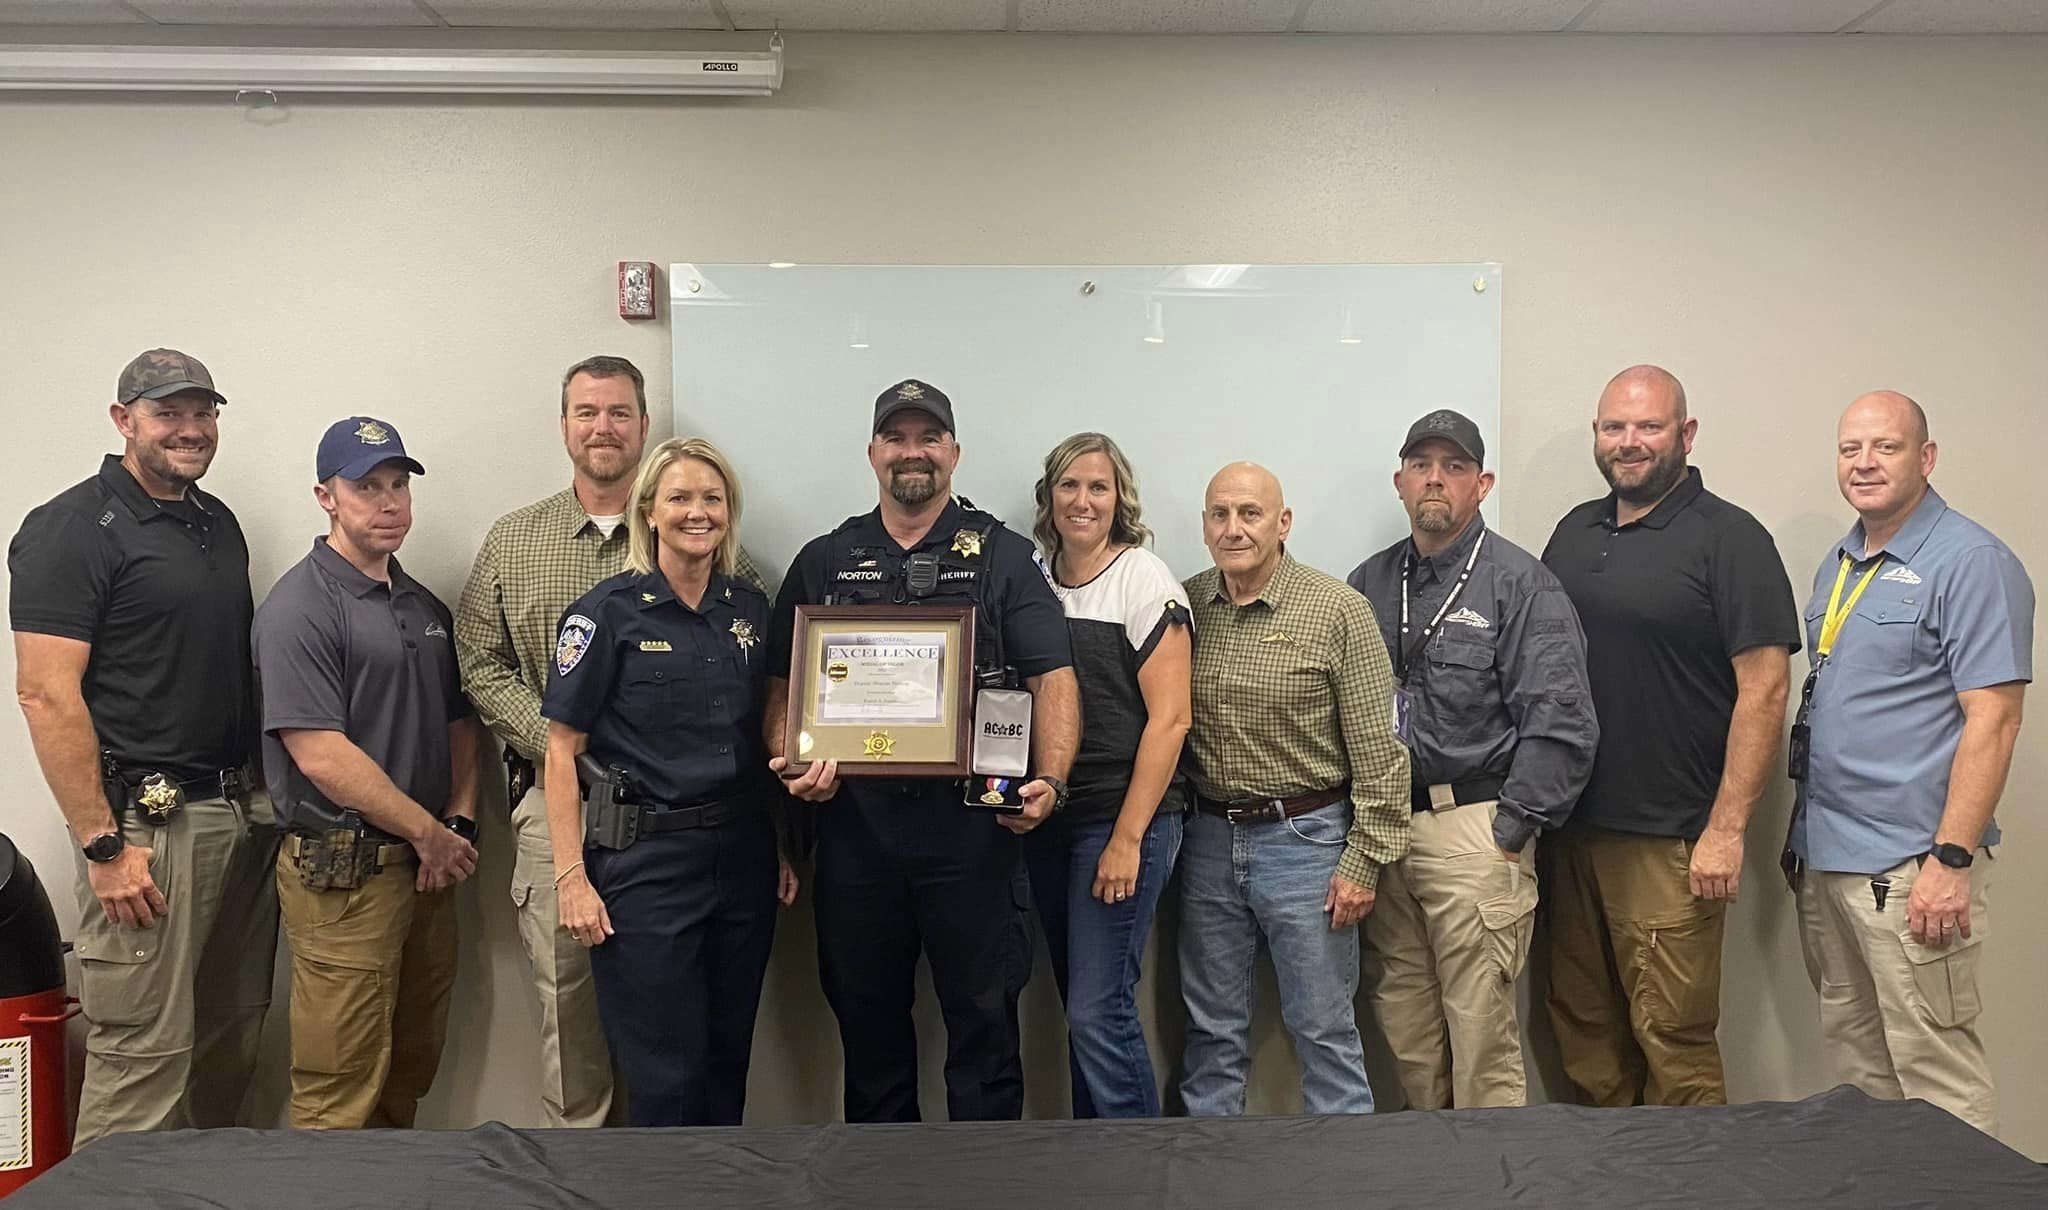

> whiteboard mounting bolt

[
  {"left": 1080, "top": 281, "right": 1095, "bottom": 296},
  {"left": 688, "top": 280, "right": 702, "bottom": 294},
  {"left": 1473, "top": 276, "right": 1487, "bottom": 293}
]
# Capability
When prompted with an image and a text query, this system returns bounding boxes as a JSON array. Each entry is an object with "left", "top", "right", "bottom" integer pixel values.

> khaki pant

[
  {"left": 1540, "top": 825, "right": 1727, "bottom": 1106},
  {"left": 1364, "top": 797, "right": 1538, "bottom": 1109},
  {"left": 509, "top": 784, "right": 614, "bottom": 1127},
  {"left": 71, "top": 791, "right": 279, "bottom": 1146},
  {"left": 1796, "top": 851, "right": 1997, "bottom": 1135},
  {"left": 276, "top": 843, "right": 457, "bottom": 1129}
]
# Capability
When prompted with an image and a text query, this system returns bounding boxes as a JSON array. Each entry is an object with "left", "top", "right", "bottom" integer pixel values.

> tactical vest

[{"left": 821, "top": 503, "right": 1011, "bottom": 685}]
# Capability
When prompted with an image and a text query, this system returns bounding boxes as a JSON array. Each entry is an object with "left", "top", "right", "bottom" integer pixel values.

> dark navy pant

[
  {"left": 586, "top": 808, "right": 778, "bottom": 1127},
  {"left": 814, "top": 786, "right": 1029, "bottom": 1122}
]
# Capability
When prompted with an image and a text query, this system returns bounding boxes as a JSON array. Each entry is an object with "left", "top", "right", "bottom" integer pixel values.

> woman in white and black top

[{"left": 1026, "top": 432, "right": 1191, "bottom": 1118}]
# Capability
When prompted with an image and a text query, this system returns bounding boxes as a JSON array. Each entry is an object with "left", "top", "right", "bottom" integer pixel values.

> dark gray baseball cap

[
  {"left": 872, "top": 379, "right": 956, "bottom": 435},
  {"left": 1399, "top": 409, "right": 1484, "bottom": 466}
]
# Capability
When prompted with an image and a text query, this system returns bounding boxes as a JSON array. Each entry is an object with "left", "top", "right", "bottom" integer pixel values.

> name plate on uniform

[{"left": 784, "top": 604, "right": 976, "bottom": 778}]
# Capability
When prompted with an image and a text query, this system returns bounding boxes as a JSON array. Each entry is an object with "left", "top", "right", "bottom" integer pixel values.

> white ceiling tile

[
  {"left": 1853, "top": 0, "right": 2048, "bottom": 34},
  {"left": 724, "top": 1, "right": 1006, "bottom": 31},
  {"left": 1300, "top": 0, "right": 1588, "bottom": 33},
  {"left": 426, "top": 0, "right": 723, "bottom": 29},
  {"left": 129, "top": 0, "right": 435, "bottom": 25},
  {"left": 1582, "top": 0, "right": 1886, "bottom": 34},
  {"left": 0, "top": 0, "right": 144, "bottom": 22},
  {"left": 1016, "top": 0, "right": 1301, "bottom": 34}
]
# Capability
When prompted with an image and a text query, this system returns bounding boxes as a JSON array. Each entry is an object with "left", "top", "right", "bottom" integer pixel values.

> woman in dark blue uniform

[{"left": 540, "top": 436, "right": 792, "bottom": 1127}]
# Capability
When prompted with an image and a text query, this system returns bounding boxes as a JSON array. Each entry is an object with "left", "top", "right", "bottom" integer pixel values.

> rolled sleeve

[
  {"left": 1332, "top": 595, "right": 1411, "bottom": 888},
  {"left": 1493, "top": 586, "right": 1600, "bottom": 849},
  {"left": 1940, "top": 544, "right": 2035, "bottom": 691}
]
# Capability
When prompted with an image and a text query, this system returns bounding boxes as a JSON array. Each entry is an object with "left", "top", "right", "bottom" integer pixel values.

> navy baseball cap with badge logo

[
  {"left": 316, "top": 416, "right": 427, "bottom": 482},
  {"left": 873, "top": 378, "right": 956, "bottom": 436},
  {"left": 1399, "top": 409, "right": 1486, "bottom": 466},
  {"left": 117, "top": 348, "right": 226, "bottom": 407}
]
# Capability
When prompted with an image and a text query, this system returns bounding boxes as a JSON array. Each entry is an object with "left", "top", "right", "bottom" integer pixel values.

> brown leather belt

[{"left": 1196, "top": 785, "right": 1349, "bottom": 825}]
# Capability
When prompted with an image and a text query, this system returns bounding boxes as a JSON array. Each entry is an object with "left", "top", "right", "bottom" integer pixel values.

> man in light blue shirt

[{"left": 1786, "top": 390, "right": 2031, "bottom": 1136}]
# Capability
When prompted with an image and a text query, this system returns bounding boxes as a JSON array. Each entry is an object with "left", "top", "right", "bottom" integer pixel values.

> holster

[
  {"left": 505, "top": 746, "right": 535, "bottom": 806},
  {"left": 291, "top": 826, "right": 378, "bottom": 891},
  {"left": 578, "top": 753, "right": 640, "bottom": 852}
]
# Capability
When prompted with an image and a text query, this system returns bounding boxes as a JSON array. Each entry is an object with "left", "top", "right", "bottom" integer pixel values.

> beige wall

[{"left": 2, "top": 31, "right": 2044, "bottom": 1154}]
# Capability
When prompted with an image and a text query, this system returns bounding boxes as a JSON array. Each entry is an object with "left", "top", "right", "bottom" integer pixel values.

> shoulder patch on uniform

[{"left": 555, "top": 614, "right": 597, "bottom": 676}]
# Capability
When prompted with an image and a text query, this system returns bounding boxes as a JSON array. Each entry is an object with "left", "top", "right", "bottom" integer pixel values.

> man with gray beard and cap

[
  {"left": 1349, "top": 410, "right": 1597, "bottom": 1110},
  {"left": 1540, "top": 365, "right": 1799, "bottom": 1107},
  {"left": 1178, "top": 460, "right": 1409, "bottom": 1115},
  {"left": 11, "top": 349, "right": 277, "bottom": 1145}
]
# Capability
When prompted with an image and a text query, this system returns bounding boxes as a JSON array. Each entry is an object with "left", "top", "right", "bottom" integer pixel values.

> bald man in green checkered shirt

[
  {"left": 1177, "top": 462, "right": 1409, "bottom": 1116},
  {"left": 455, "top": 356, "right": 765, "bottom": 1128}
]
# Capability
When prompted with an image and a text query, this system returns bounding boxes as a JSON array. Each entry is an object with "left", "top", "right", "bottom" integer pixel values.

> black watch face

[{"left": 83, "top": 833, "right": 123, "bottom": 862}]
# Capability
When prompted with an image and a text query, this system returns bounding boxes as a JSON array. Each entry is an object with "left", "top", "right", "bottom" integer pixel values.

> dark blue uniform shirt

[{"left": 543, "top": 569, "right": 771, "bottom": 808}]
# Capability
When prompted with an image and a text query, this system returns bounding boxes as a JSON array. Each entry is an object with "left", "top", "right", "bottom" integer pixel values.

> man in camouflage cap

[{"left": 10, "top": 348, "right": 278, "bottom": 1144}]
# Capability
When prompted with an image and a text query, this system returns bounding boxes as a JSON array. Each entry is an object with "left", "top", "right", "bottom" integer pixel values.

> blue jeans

[
  {"left": 1178, "top": 801, "right": 1374, "bottom": 1115},
  {"left": 1024, "top": 810, "right": 1183, "bottom": 1118}
]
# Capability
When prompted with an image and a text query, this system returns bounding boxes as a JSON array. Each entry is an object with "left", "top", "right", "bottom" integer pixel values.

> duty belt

[
  {"left": 281, "top": 832, "right": 416, "bottom": 869},
  {"left": 1196, "top": 784, "right": 1349, "bottom": 825},
  {"left": 1411, "top": 776, "right": 1506, "bottom": 813},
  {"left": 631, "top": 797, "right": 742, "bottom": 834},
  {"left": 119, "top": 764, "right": 253, "bottom": 804}
]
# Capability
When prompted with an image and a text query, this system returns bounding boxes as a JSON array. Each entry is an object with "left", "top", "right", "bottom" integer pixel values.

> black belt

[
  {"left": 1411, "top": 776, "right": 1505, "bottom": 813},
  {"left": 120, "top": 765, "right": 253, "bottom": 804},
  {"left": 1196, "top": 785, "right": 1349, "bottom": 825},
  {"left": 634, "top": 797, "right": 742, "bottom": 833}
]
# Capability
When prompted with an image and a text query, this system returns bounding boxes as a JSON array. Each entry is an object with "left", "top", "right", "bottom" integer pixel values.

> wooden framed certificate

[{"left": 783, "top": 604, "right": 977, "bottom": 777}]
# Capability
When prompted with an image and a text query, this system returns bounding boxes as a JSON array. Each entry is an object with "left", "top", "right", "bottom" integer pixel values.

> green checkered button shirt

[
  {"left": 454, "top": 487, "right": 765, "bottom": 761},
  {"left": 1183, "top": 553, "right": 1411, "bottom": 889}
]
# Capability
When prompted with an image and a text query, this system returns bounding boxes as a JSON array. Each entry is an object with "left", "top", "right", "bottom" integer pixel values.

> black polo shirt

[
  {"left": 253, "top": 538, "right": 470, "bottom": 837},
  {"left": 543, "top": 569, "right": 772, "bottom": 808},
  {"left": 1541, "top": 469, "right": 1800, "bottom": 839},
  {"left": 8, "top": 454, "right": 255, "bottom": 781}
]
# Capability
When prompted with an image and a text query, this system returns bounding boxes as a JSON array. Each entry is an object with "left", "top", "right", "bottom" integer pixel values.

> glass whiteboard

[{"left": 671, "top": 263, "right": 1501, "bottom": 586}]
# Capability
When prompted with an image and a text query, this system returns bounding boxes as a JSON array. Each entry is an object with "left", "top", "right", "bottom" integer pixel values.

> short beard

[
  {"left": 1413, "top": 502, "right": 1454, "bottom": 535},
  {"left": 136, "top": 441, "right": 208, "bottom": 492},
  {"left": 890, "top": 475, "right": 938, "bottom": 507},
  {"left": 1598, "top": 446, "right": 1686, "bottom": 506}
]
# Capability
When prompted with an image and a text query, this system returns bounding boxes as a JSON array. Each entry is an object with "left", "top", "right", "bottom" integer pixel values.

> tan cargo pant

[
  {"left": 1365, "top": 796, "right": 1538, "bottom": 1109},
  {"left": 1539, "top": 824, "right": 1727, "bottom": 1107},
  {"left": 70, "top": 790, "right": 279, "bottom": 1146},
  {"left": 509, "top": 784, "right": 615, "bottom": 1127},
  {"left": 1796, "top": 850, "right": 1997, "bottom": 1135},
  {"left": 275, "top": 841, "right": 457, "bottom": 1129}
]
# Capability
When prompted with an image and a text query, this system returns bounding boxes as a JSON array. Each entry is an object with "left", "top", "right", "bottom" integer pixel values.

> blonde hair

[
  {"left": 1032, "top": 432, "right": 1151, "bottom": 560},
  {"left": 626, "top": 437, "right": 742, "bottom": 577}
]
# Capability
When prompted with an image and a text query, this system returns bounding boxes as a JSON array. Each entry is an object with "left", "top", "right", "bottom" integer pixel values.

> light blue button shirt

[{"left": 1791, "top": 488, "right": 2033, "bottom": 874}]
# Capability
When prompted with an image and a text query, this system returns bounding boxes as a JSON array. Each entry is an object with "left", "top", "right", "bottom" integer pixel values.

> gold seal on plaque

[
  {"left": 827, "top": 660, "right": 850, "bottom": 682},
  {"left": 951, "top": 529, "right": 983, "bottom": 558},
  {"left": 862, "top": 730, "right": 895, "bottom": 758}
]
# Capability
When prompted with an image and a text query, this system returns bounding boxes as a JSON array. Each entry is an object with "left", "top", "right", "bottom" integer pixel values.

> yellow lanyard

[{"left": 1817, "top": 554, "right": 1885, "bottom": 658}]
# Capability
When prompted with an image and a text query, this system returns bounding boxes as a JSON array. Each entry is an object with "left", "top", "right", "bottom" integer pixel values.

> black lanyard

[{"left": 1397, "top": 531, "right": 1484, "bottom": 682}]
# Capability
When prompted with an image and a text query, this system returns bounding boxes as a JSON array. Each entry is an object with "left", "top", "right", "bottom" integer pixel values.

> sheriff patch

[{"left": 556, "top": 614, "right": 597, "bottom": 676}]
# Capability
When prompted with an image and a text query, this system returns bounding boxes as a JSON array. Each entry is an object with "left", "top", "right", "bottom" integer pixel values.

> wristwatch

[
  {"left": 1038, "top": 775, "right": 1070, "bottom": 812},
  {"left": 1928, "top": 843, "right": 1974, "bottom": 870},
  {"left": 445, "top": 815, "right": 479, "bottom": 844},
  {"left": 82, "top": 830, "right": 126, "bottom": 864}
]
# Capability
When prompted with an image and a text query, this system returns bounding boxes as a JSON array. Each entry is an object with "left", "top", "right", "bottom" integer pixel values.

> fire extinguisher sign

[{"left": 0, "top": 1037, "right": 27, "bottom": 1171}]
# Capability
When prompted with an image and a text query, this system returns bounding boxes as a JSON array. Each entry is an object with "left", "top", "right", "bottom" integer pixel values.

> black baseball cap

[
  {"left": 317, "top": 416, "right": 426, "bottom": 482},
  {"left": 1399, "top": 409, "right": 1485, "bottom": 466},
  {"left": 872, "top": 379, "right": 956, "bottom": 435}
]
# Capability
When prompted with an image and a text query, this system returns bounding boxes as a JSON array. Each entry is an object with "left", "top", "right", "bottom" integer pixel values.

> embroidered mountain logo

[
  {"left": 1445, "top": 607, "right": 1492, "bottom": 629},
  {"left": 1879, "top": 566, "right": 1922, "bottom": 585}
]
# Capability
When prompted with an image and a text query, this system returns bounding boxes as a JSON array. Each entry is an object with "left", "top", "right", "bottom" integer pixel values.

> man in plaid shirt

[
  {"left": 1178, "top": 462, "right": 1410, "bottom": 1116},
  {"left": 455, "top": 355, "right": 764, "bottom": 1127}
]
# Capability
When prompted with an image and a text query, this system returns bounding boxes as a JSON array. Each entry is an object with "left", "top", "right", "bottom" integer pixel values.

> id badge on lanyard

[{"left": 1393, "top": 533, "right": 1483, "bottom": 750}]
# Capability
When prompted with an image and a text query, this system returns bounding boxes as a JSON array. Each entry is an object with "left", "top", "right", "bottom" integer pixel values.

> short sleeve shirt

[
  {"left": 542, "top": 569, "right": 772, "bottom": 808},
  {"left": 1542, "top": 469, "right": 1801, "bottom": 839},
  {"left": 253, "top": 539, "right": 471, "bottom": 835},
  {"left": 8, "top": 455, "right": 256, "bottom": 780},
  {"left": 1792, "top": 489, "right": 2034, "bottom": 873},
  {"left": 1037, "top": 545, "right": 1190, "bottom": 822}
]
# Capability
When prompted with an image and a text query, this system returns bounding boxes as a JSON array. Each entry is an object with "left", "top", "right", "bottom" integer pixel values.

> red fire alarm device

[{"left": 619, "top": 261, "right": 657, "bottom": 320}]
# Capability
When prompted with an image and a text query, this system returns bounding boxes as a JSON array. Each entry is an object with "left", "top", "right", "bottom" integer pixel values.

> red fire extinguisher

[{"left": 0, "top": 833, "right": 76, "bottom": 1197}]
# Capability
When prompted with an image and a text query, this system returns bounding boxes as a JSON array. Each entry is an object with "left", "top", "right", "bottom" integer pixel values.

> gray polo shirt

[
  {"left": 253, "top": 538, "right": 471, "bottom": 838},
  {"left": 1791, "top": 488, "right": 2033, "bottom": 874},
  {"left": 1349, "top": 516, "right": 1600, "bottom": 852}
]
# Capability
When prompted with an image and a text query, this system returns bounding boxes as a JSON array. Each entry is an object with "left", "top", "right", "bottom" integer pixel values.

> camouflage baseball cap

[{"left": 116, "top": 348, "right": 226, "bottom": 407}]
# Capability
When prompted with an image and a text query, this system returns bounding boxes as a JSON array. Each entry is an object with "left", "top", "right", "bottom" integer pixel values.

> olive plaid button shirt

[
  {"left": 1183, "top": 553, "right": 1410, "bottom": 888},
  {"left": 455, "top": 487, "right": 764, "bottom": 761}
]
